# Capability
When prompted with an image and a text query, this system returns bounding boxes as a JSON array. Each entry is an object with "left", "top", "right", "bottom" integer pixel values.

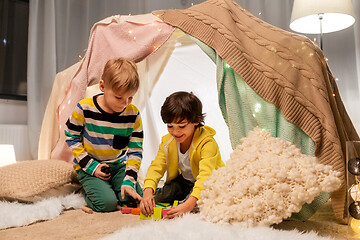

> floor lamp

[
  {"left": 291, "top": 0, "right": 357, "bottom": 231},
  {"left": 289, "top": 0, "right": 355, "bottom": 50}
]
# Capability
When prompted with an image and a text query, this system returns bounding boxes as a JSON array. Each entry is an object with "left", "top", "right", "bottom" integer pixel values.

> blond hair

[{"left": 101, "top": 58, "right": 139, "bottom": 92}]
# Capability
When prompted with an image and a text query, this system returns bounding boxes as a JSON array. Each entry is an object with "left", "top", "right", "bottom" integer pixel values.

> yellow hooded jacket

[{"left": 143, "top": 125, "right": 225, "bottom": 200}]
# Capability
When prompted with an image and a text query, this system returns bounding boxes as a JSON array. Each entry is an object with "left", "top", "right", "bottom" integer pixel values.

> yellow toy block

[{"left": 140, "top": 207, "right": 162, "bottom": 220}]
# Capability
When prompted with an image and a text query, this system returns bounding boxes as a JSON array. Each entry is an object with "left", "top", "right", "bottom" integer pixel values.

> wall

[
  {"left": 0, "top": 99, "right": 27, "bottom": 124},
  {"left": 0, "top": 99, "right": 30, "bottom": 161}
]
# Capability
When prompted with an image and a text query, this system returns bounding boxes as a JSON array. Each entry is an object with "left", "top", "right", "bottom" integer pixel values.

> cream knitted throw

[
  {"left": 199, "top": 127, "right": 342, "bottom": 226},
  {"left": 154, "top": 0, "right": 359, "bottom": 223}
]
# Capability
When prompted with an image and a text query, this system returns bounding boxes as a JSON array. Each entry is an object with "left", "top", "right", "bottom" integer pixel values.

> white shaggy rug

[
  {"left": 100, "top": 214, "right": 334, "bottom": 240},
  {"left": 0, "top": 193, "right": 85, "bottom": 230}
]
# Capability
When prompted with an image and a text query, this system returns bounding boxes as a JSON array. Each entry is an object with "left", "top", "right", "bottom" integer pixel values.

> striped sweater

[{"left": 65, "top": 94, "right": 143, "bottom": 187}]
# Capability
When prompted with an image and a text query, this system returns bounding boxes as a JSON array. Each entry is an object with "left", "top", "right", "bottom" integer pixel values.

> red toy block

[
  {"left": 121, "top": 206, "right": 133, "bottom": 214},
  {"left": 162, "top": 208, "right": 172, "bottom": 218}
]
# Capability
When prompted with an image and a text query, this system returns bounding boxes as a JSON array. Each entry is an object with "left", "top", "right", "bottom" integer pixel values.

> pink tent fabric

[{"left": 50, "top": 15, "right": 175, "bottom": 162}]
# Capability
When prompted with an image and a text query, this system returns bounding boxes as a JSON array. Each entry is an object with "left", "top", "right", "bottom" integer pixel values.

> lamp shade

[{"left": 290, "top": 0, "right": 355, "bottom": 34}]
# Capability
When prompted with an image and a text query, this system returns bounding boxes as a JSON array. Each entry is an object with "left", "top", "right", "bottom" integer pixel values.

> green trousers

[{"left": 77, "top": 163, "right": 143, "bottom": 212}]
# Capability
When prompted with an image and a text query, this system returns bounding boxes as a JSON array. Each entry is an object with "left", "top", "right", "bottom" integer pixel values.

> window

[{"left": 0, "top": 0, "right": 29, "bottom": 101}]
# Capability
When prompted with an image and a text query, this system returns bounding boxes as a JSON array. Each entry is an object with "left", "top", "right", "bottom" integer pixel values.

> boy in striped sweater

[{"left": 65, "top": 58, "right": 143, "bottom": 212}]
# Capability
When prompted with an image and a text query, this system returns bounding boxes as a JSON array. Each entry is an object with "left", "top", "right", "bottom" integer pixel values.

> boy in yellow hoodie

[{"left": 140, "top": 91, "right": 225, "bottom": 219}]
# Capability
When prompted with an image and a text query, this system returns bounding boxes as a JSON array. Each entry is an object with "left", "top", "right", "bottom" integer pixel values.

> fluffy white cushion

[
  {"left": 199, "top": 127, "right": 342, "bottom": 226},
  {"left": 0, "top": 159, "right": 81, "bottom": 202}
]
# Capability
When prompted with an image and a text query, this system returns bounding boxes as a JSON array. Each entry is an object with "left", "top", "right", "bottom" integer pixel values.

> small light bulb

[{"left": 254, "top": 103, "right": 261, "bottom": 113}]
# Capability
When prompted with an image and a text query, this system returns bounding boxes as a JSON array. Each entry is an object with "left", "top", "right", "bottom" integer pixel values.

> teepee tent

[{"left": 38, "top": 0, "right": 358, "bottom": 224}]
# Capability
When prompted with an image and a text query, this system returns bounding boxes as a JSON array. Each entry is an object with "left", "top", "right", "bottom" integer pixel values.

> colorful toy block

[
  {"left": 162, "top": 208, "right": 172, "bottom": 218},
  {"left": 140, "top": 206, "right": 162, "bottom": 220},
  {"left": 155, "top": 202, "right": 170, "bottom": 208},
  {"left": 120, "top": 206, "right": 133, "bottom": 214},
  {"left": 131, "top": 208, "right": 141, "bottom": 215},
  {"left": 137, "top": 201, "right": 180, "bottom": 220}
]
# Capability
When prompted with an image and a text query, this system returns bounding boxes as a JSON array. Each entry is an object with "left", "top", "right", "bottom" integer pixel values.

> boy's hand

[
  {"left": 93, "top": 163, "right": 111, "bottom": 180},
  {"left": 164, "top": 196, "right": 198, "bottom": 219},
  {"left": 121, "top": 185, "right": 142, "bottom": 202},
  {"left": 140, "top": 188, "right": 155, "bottom": 216}
]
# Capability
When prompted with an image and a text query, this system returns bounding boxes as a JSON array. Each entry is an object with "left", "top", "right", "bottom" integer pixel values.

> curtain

[
  {"left": 28, "top": 0, "right": 56, "bottom": 158},
  {"left": 28, "top": 0, "right": 360, "bottom": 161}
]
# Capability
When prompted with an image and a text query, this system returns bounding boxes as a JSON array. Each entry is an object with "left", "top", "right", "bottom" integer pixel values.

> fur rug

[
  {"left": 0, "top": 194, "right": 337, "bottom": 239},
  {"left": 0, "top": 193, "right": 85, "bottom": 230},
  {"left": 100, "top": 214, "right": 334, "bottom": 240}
]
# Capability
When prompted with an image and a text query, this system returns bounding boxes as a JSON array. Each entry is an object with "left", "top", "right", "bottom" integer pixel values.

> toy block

[
  {"left": 81, "top": 206, "right": 93, "bottom": 214},
  {"left": 121, "top": 206, "right": 133, "bottom": 214},
  {"left": 131, "top": 208, "right": 141, "bottom": 215},
  {"left": 155, "top": 202, "right": 170, "bottom": 208},
  {"left": 173, "top": 200, "right": 179, "bottom": 207},
  {"left": 140, "top": 207, "right": 162, "bottom": 220},
  {"left": 162, "top": 208, "right": 172, "bottom": 218}
]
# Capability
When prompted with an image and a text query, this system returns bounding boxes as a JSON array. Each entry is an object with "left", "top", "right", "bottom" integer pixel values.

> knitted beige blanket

[{"left": 154, "top": 0, "right": 359, "bottom": 223}]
